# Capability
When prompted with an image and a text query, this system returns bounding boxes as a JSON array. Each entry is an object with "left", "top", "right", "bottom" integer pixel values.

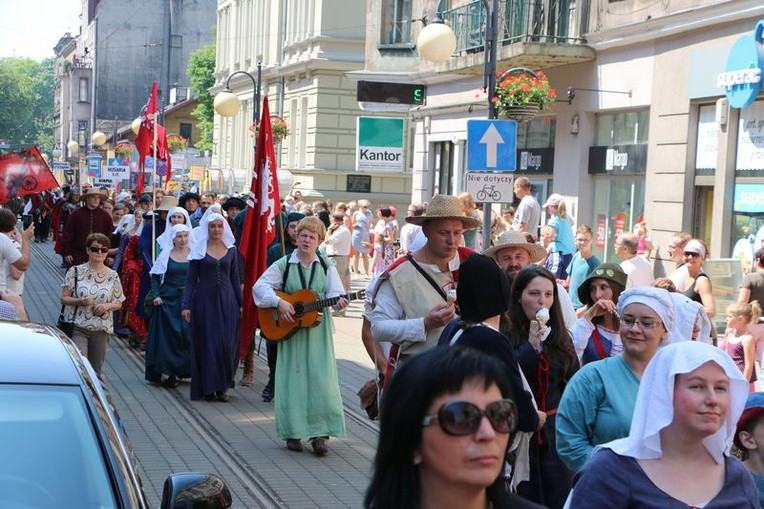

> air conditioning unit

[{"left": 169, "top": 87, "right": 188, "bottom": 105}]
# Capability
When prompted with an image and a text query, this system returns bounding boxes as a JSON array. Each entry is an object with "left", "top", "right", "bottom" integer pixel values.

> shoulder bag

[{"left": 56, "top": 266, "right": 79, "bottom": 336}]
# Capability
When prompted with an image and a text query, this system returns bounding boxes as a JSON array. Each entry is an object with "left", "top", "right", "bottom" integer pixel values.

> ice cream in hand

[
  {"left": 446, "top": 289, "right": 457, "bottom": 304},
  {"left": 535, "top": 307, "right": 550, "bottom": 327}
]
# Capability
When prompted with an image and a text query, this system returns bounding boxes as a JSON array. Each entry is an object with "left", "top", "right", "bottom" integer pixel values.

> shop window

[
  {"left": 694, "top": 105, "right": 718, "bottom": 176},
  {"left": 380, "top": 0, "right": 413, "bottom": 46},
  {"left": 179, "top": 123, "right": 192, "bottom": 144},
  {"left": 433, "top": 141, "right": 454, "bottom": 196},
  {"left": 517, "top": 116, "right": 556, "bottom": 149},
  {"left": 595, "top": 110, "right": 649, "bottom": 145},
  {"left": 590, "top": 178, "right": 646, "bottom": 262}
]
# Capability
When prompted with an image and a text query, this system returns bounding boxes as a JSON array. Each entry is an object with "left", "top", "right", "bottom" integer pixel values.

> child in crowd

[
  {"left": 735, "top": 392, "right": 764, "bottom": 507},
  {"left": 370, "top": 232, "right": 386, "bottom": 278},
  {"left": 720, "top": 301, "right": 761, "bottom": 391},
  {"left": 633, "top": 221, "right": 653, "bottom": 258}
]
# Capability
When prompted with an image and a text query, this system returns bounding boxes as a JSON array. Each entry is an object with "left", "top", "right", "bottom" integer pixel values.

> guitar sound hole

[{"left": 294, "top": 303, "right": 304, "bottom": 315}]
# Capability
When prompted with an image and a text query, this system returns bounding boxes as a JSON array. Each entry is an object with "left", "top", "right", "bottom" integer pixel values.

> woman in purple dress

[{"left": 181, "top": 213, "right": 242, "bottom": 402}]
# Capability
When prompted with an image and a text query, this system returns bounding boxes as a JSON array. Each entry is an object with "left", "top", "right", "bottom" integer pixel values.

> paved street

[{"left": 25, "top": 239, "right": 379, "bottom": 508}]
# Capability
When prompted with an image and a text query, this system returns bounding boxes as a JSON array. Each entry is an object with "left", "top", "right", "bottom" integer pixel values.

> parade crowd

[{"left": 7, "top": 178, "right": 764, "bottom": 508}]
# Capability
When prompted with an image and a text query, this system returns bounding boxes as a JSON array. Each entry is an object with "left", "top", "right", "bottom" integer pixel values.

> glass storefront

[{"left": 591, "top": 178, "right": 646, "bottom": 262}]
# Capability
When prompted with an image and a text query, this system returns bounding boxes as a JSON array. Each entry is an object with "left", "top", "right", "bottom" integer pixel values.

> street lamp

[
  {"left": 67, "top": 140, "right": 79, "bottom": 156},
  {"left": 92, "top": 131, "right": 106, "bottom": 147},
  {"left": 214, "top": 63, "right": 263, "bottom": 134}
]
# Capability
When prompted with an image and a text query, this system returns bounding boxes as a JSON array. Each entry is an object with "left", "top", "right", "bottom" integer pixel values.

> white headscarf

[
  {"left": 599, "top": 341, "right": 748, "bottom": 463},
  {"left": 188, "top": 213, "right": 235, "bottom": 260},
  {"left": 616, "top": 287, "right": 676, "bottom": 334},
  {"left": 114, "top": 214, "right": 134, "bottom": 235},
  {"left": 191, "top": 203, "right": 223, "bottom": 244},
  {"left": 150, "top": 224, "right": 192, "bottom": 281},
  {"left": 668, "top": 292, "right": 713, "bottom": 345},
  {"left": 156, "top": 206, "right": 191, "bottom": 247}
]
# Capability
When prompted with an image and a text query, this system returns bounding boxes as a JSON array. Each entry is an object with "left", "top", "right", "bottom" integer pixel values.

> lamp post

[
  {"left": 214, "top": 63, "right": 262, "bottom": 148},
  {"left": 417, "top": 0, "right": 501, "bottom": 250},
  {"left": 67, "top": 140, "right": 80, "bottom": 191}
]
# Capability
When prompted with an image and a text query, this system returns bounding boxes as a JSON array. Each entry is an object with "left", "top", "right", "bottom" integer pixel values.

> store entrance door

[{"left": 591, "top": 178, "right": 646, "bottom": 262}]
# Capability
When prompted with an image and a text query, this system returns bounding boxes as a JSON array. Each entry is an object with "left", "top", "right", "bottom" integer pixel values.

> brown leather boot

[{"left": 240, "top": 349, "right": 254, "bottom": 386}]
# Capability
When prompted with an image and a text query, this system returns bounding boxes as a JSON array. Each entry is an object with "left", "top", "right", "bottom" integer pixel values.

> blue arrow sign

[{"left": 467, "top": 119, "right": 517, "bottom": 171}]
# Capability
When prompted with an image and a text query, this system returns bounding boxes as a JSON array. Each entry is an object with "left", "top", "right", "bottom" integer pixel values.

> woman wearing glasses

[
  {"left": 680, "top": 238, "right": 716, "bottom": 319},
  {"left": 556, "top": 287, "right": 676, "bottom": 472},
  {"left": 365, "top": 347, "right": 543, "bottom": 509},
  {"left": 60, "top": 233, "right": 125, "bottom": 375}
]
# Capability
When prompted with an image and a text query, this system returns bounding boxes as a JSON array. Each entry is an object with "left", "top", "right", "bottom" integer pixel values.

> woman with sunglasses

[
  {"left": 569, "top": 341, "right": 758, "bottom": 508},
  {"left": 680, "top": 238, "right": 716, "bottom": 319},
  {"left": 365, "top": 346, "right": 543, "bottom": 509},
  {"left": 507, "top": 265, "right": 579, "bottom": 508},
  {"left": 60, "top": 233, "right": 125, "bottom": 375},
  {"left": 556, "top": 287, "right": 676, "bottom": 472}
]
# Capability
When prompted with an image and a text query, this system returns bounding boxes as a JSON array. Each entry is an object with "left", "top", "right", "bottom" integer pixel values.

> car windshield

[{"left": 0, "top": 385, "right": 118, "bottom": 508}]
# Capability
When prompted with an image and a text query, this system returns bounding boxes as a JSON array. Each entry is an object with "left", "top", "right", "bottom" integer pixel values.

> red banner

[
  {"left": 135, "top": 81, "right": 170, "bottom": 194},
  {"left": 239, "top": 97, "right": 282, "bottom": 359},
  {"left": 0, "top": 147, "right": 60, "bottom": 203},
  {"left": 614, "top": 214, "right": 625, "bottom": 242},
  {"left": 596, "top": 214, "right": 607, "bottom": 249}
]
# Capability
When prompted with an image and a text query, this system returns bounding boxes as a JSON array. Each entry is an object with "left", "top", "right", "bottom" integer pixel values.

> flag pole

[{"left": 152, "top": 111, "right": 158, "bottom": 262}]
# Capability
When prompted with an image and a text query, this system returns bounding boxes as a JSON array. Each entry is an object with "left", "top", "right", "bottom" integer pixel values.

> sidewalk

[{"left": 26, "top": 240, "right": 379, "bottom": 508}]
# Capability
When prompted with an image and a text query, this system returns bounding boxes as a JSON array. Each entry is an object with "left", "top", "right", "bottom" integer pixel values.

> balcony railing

[{"left": 442, "top": 0, "right": 588, "bottom": 55}]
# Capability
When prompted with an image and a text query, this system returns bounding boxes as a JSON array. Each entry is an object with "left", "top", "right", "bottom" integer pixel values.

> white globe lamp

[
  {"left": 67, "top": 140, "right": 79, "bottom": 155},
  {"left": 417, "top": 21, "right": 456, "bottom": 63},
  {"left": 92, "top": 131, "right": 106, "bottom": 146},
  {"left": 131, "top": 118, "right": 142, "bottom": 135},
  {"left": 214, "top": 90, "right": 241, "bottom": 117},
  {"left": 277, "top": 169, "right": 295, "bottom": 199}
]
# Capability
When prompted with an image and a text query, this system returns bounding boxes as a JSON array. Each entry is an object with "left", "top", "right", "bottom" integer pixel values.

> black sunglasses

[
  {"left": 683, "top": 251, "right": 701, "bottom": 258},
  {"left": 89, "top": 246, "right": 109, "bottom": 254},
  {"left": 422, "top": 399, "right": 517, "bottom": 436}
]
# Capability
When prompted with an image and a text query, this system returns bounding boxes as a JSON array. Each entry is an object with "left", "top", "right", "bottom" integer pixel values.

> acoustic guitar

[{"left": 258, "top": 288, "right": 366, "bottom": 341}]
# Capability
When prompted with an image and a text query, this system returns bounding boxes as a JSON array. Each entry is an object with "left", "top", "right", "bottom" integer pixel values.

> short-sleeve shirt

[
  {"left": 513, "top": 195, "right": 541, "bottom": 238},
  {"left": 0, "top": 234, "right": 21, "bottom": 289},
  {"left": 741, "top": 271, "right": 764, "bottom": 308},
  {"left": 62, "top": 264, "right": 125, "bottom": 333}
]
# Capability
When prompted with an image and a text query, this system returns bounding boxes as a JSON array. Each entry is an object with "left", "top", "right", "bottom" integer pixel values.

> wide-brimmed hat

[
  {"left": 577, "top": 262, "right": 628, "bottom": 307},
  {"left": 155, "top": 195, "right": 179, "bottom": 212},
  {"left": 83, "top": 188, "right": 106, "bottom": 198},
  {"left": 179, "top": 192, "right": 200, "bottom": 209},
  {"left": 483, "top": 230, "right": 546, "bottom": 262},
  {"left": 405, "top": 195, "right": 481, "bottom": 229}
]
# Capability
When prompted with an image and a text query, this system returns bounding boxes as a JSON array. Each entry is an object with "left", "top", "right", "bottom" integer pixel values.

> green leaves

[
  {"left": 0, "top": 57, "right": 54, "bottom": 150},
  {"left": 187, "top": 42, "right": 216, "bottom": 151}
]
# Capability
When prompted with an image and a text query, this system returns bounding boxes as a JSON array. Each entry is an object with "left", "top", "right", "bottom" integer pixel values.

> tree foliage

[
  {"left": 187, "top": 41, "right": 216, "bottom": 151},
  {"left": 0, "top": 57, "right": 54, "bottom": 151}
]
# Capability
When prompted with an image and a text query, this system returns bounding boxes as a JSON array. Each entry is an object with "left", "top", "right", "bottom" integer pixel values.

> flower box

[{"left": 249, "top": 116, "right": 289, "bottom": 142}]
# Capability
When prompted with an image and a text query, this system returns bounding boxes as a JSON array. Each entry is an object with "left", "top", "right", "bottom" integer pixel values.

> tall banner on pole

[
  {"left": 0, "top": 147, "right": 60, "bottom": 203},
  {"left": 239, "top": 97, "right": 281, "bottom": 359}
]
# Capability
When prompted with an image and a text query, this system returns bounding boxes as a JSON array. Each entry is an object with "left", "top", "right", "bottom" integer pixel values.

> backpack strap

[
  {"left": 281, "top": 254, "right": 329, "bottom": 289},
  {"left": 405, "top": 253, "right": 448, "bottom": 301}
]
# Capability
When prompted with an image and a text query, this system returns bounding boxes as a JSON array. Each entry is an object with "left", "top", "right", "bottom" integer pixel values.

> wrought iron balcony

[{"left": 438, "top": 0, "right": 593, "bottom": 71}]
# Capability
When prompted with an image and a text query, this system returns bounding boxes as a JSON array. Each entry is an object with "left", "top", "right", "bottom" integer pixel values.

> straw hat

[
  {"left": 155, "top": 195, "right": 179, "bottom": 212},
  {"left": 483, "top": 230, "right": 546, "bottom": 262},
  {"left": 405, "top": 194, "right": 481, "bottom": 229},
  {"left": 83, "top": 187, "right": 106, "bottom": 199}
]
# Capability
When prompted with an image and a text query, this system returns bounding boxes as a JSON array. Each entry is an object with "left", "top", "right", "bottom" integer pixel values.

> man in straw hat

[
  {"left": 369, "top": 194, "right": 480, "bottom": 365},
  {"left": 62, "top": 188, "right": 113, "bottom": 266},
  {"left": 485, "top": 229, "right": 578, "bottom": 332}
]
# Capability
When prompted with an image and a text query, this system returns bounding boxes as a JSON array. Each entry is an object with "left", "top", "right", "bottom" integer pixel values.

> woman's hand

[
  {"left": 277, "top": 299, "right": 296, "bottom": 324},
  {"left": 181, "top": 310, "right": 191, "bottom": 322},
  {"left": 584, "top": 299, "right": 616, "bottom": 323},
  {"left": 537, "top": 410, "right": 548, "bottom": 430},
  {"left": 529, "top": 320, "right": 549, "bottom": 350},
  {"left": 92, "top": 303, "right": 109, "bottom": 317},
  {"left": 80, "top": 295, "right": 94, "bottom": 307},
  {"left": 153, "top": 297, "right": 163, "bottom": 306}
]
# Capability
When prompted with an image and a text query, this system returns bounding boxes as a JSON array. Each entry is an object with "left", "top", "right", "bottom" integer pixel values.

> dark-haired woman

[
  {"left": 365, "top": 347, "right": 543, "bottom": 509},
  {"left": 508, "top": 265, "right": 579, "bottom": 508}
]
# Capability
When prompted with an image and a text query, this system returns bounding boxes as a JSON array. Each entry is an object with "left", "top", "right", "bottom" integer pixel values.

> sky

[{"left": 0, "top": 0, "right": 82, "bottom": 61}]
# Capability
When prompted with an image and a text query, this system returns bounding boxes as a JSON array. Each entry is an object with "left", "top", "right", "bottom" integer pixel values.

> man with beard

[
  {"left": 246, "top": 211, "right": 305, "bottom": 398},
  {"left": 485, "top": 230, "right": 577, "bottom": 333},
  {"left": 62, "top": 188, "right": 113, "bottom": 266}
]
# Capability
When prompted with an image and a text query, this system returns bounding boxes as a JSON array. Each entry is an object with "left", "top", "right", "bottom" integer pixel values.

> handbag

[{"left": 56, "top": 266, "right": 79, "bottom": 336}]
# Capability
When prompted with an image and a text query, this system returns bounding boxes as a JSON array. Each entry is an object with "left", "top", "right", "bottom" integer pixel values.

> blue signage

[
  {"left": 718, "top": 21, "right": 764, "bottom": 109},
  {"left": 467, "top": 119, "right": 517, "bottom": 171},
  {"left": 733, "top": 183, "right": 764, "bottom": 213},
  {"left": 86, "top": 155, "right": 102, "bottom": 178}
]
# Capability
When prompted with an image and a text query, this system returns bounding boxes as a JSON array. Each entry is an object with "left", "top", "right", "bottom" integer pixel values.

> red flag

[
  {"left": 240, "top": 97, "right": 281, "bottom": 359},
  {"left": 0, "top": 147, "right": 60, "bottom": 203},
  {"left": 135, "top": 81, "right": 171, "bottom": 194}
]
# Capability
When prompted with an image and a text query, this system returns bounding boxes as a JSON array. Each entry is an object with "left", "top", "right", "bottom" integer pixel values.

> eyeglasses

[
  {"left": 422, "top": 399, "right": 517, "bottom": 436},
  {"left": 683, "top": 251, "right": 701, "bottom": 258},
  {"left": 619, "top": 316, "right": 661, "bottom": 331},
  {"left": 89, "top": 246, "right": 109, "bottom": 254}
]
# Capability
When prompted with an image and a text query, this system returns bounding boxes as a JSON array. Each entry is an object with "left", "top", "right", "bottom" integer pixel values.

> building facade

[
  {"left": 362, "top": 0, "right": 764, "bottom": 275},
  {"left": 212, "top": 0, "right": 412, "bottom": 207}
]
